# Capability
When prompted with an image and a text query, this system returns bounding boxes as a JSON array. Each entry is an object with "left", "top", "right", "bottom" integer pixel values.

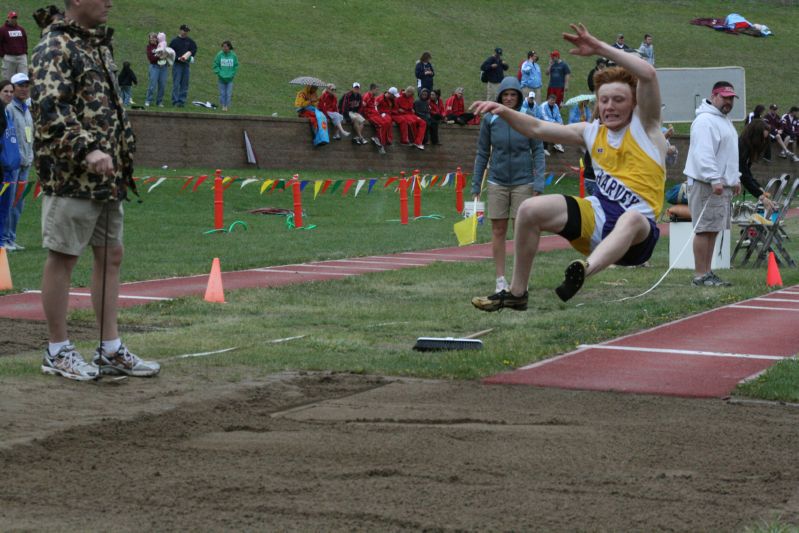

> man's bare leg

[
  {"left": 491, "top": 218, "right": 509, "bottom": 279},
  {"left": 584, "top": 210, "right": 652, "bottom": 275},
  {"left": 693, "top": 231, "right": 716, "bottom": 276},
  {"left": 41, "top": 251, "right": 79, "bottom": 342}
]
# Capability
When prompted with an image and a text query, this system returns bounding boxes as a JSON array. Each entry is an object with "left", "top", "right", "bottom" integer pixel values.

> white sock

[
  {"left": 49, "top": 340, "right": 71, "bottom": 357},
  {"left": 101, "top": 338, "right": 122, "bottom": 354}
]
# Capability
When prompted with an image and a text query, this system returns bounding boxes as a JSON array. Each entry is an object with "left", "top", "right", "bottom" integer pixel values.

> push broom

[{"left": 413, "top": 328, "right": 494, "bottom": 352}]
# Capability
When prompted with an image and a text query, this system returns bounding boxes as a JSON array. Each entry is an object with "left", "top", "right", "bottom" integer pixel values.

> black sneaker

[
  {"left": 472, "top": 289, "right": 528, "bottom": 312},
  {"left": 555, "top": 260, "right": 588, "bottom": 302}
]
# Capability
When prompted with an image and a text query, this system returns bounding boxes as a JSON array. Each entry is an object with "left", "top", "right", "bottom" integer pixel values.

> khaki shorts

[
  {"left": 41, "top": 195, "right": 124, "bottom": 256},
  {"left": 688, "top": 181, "right": 732, "bottom": 233},
  {"left": 348, "top": 111, "right": 366, "bottom": 125},
  {"left": 487, "top": 182, "right": 535, "bottom": 220}
]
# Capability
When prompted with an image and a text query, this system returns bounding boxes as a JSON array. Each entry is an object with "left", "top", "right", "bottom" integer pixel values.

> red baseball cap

[
  {"left": 550, "top": 50, "right": 560, "bottom": 58},
  {"left": 711, "top": 85, "right": 738, "bottom": 98},
  {"left": 7, "top": 11, "right": 17, "bottom": 19}
]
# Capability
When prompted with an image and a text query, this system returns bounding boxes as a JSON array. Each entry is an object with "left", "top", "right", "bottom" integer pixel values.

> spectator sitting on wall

[
  {"left": 568, "top": 100, "right": 592, "bottom": 124},
  {"left": 520, "top": 91, "right": 537, "bottom": 117},
  {"left": 362, "top": 83, "right": 392, "bottom": 153},
  {"left": 780, "top": 106, "right": 799, "bottom": 162},
  {"left": 318, "top": 83, "right": 350, "bottom": 140},
  {"left": 764, "top": 104, "right": 796, "bottom": 161},
  {"left": 429, "top": 88, "right": 445, "bottom": 124},
  {"left": 414, "top": 87, "right": 439, "bottom": 145},
  {"left": 294, "top": 84, "right": 329, "bottom": 146},
  {"left": 538, "top": 93, "right": 565, "bottom": 153},
  {"left": 444, "top": 87, "right": 475, "bottom": 125},
  {"left": 339, "top": 82, "right": 368, "bottom": 145},
  {"left": 395, "top": 86, "right": 427, "bottom": 150}
]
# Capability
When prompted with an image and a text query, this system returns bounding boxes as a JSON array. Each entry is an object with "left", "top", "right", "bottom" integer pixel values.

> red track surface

[{"left": 484, "top": 289, "right": 799, "bottom": 398}]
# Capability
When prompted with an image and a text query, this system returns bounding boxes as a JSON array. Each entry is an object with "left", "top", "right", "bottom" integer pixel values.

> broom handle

[{"left": 463, "top": 328, "right": 494, "bottom": 339}]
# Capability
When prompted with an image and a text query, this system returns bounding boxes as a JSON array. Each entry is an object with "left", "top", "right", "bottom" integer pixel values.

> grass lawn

[{"left": 3, "top": 166, "right": 798, "bottom": 401}]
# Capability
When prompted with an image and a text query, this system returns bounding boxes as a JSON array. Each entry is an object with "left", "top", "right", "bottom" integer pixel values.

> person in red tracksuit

[
  {"left": 444, "top": 87, "right": 475, "bottom": 125},
  {"left": 395, "top": 86, "right": 426, "bottom": 149},
  {"left": 362, "top": 83, "right": 392, "bottom": 153}
]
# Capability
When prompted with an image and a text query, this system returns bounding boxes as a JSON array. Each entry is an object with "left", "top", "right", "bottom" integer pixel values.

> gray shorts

[
  {"left": 487, "top": 182, "right": 535, "bottom": 220},
  {"left": 348, "top": 112, "right": 366, "bottom": 125},
  {"left": 41, "top": 196, "right": 124, "bottom": 256},
  {"left": 688, "top": 181, "right": 732, "bottom": 233}
]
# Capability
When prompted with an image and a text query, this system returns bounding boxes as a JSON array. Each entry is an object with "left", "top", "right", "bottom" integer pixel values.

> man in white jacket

[{"left": 683, "top": 81, "right": 741, "bottom": 287}]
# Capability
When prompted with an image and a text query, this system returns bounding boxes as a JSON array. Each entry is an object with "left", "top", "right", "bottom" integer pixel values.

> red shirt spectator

[
  {"left": 318, "top": 89, "right": 338, "bottom": 114},
  {"left": 376, "top": 91, "right": 396, "bottom": 115},
  {"left": 396, "top": 92, "right": 415, "bottom": 115},
  {"left": 445, "top": 91, "right": 465, "bottom": 115}
]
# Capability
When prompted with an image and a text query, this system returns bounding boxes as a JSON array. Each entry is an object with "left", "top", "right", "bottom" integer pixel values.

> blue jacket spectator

[
  {"left": 415, "top": 51, "right": 435, "bottom": 93},
  {"left": 520, "top": 51, "right": 542, "bottom": 92},
  {"left": 538, "top": 95, "right": 563, "bottom": 124}
]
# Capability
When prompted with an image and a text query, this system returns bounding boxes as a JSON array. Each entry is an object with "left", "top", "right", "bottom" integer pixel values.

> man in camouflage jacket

[{"left": 31, "top": 2, "right": 159, "bottom": 381}]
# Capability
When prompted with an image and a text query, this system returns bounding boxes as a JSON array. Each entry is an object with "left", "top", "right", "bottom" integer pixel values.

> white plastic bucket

[{"left": 463, "top": 201, "right": 485, "bottom": 219}]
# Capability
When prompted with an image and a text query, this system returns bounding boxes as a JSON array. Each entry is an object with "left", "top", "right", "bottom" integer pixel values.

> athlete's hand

[
  {"left": 86, "top": 150, "right": 114, "bottom": 176},
  {"left": 469, "top": 100, "right": 504, "bottom": 116},
  {"left": 563, "top": 23, "right": 604, "bottom": 57}
]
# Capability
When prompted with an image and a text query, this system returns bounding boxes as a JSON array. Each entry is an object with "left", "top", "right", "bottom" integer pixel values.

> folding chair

[{"left": 732, "top": 174, "right": 797, "bottom": 268}]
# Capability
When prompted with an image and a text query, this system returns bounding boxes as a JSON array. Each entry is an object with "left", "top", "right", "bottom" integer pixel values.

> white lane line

[
  {"left": 578, "top": 344, "right": 784, "bottom": 361},
  {"left": 399, "top": 252, "right": 487, "bottom": 260},
  {"left": 366, "top": 256, "right": 430, "bottom": 266},
  {"left": 730, "top": 304, "right": 799, "bottom": 312},
  {"left": 754, "top": 297, "right": 799, "bottom": 303},
  {"left": 24, "top": 290, "right": 172, "bottom": 301},
  {"left": 308, "top": 263, "right": 393, "bottom": 271},
  {"left": 329, "top": 259, "right": 406, "bottom": 268},
  {"left": 253, "top": 268, "right": 351, "bottom": 277},
  {"left": 168, "top": 347, "right": 239, "bottom": 360}
]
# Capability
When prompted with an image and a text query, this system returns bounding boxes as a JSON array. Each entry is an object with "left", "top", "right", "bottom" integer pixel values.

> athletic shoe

[
  {"left": 496, "top": 276, "right": 509, "bottom": 293},
  {"left": 555, "top": 259, "right": 588, "bottom": 302},
  {"left": 692, "top": 272, "right": 732, "bottom": 287},
  {"left": 41, "top": 345, "right": 99, "bottom": 381},
  {"left": 93, "top": 344, "right": 160, "bottom": 377},
  {"left": 792, "top": 154, "right": 799, "bottom": 163},
  {"left": 472, "top": 289, "right": 528, "bottom": 312},
  {"left": 378, "top": 146, "right": 386, "bottom": 155},
  {"left": 544, "top": 149, "right": 551, "bottom": 157},
  {"left": 3, "top": 242, "right": 15, "bottom": 252},
  {"left": 779, "top": 150, "right": 788, "bottom": 159},
  {"left": 553, "top": 144, "right": 565, "bottom": 153},
  {"left": 414, "top": 143, "right": 425, "bottom": 150},
  {"left": 144, "top": 102, "right": 150, "bottom": 107},
  {"left": 157, "top": 103, "right": 164, "bottom": 108},
  {"left": 371, "top": 136, "right": 382, "bottom": 147},
  {"left": 332, "top": 134, "right": 341, "bottom": 140},
  {"left": 342, "top": 130, "right": 351, "bottom": 137},
  {"left": 11, "top": 242, "right": 23, "bottom": 251}
]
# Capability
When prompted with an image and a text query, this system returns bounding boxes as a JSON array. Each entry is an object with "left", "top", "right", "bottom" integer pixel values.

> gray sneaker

[
  {"left": 692, "top": 272, "right": 732, "bottom": 287},
  {"left": 41, "top": 345, "right": 99, "bottom": 381},
  {"left": 93, "top": 344, "right": 160, "bottom": 377}
]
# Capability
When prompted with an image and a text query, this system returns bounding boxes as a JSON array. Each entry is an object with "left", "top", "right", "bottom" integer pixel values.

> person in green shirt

[{"left": 213, "top": 40, "right": 239, "bottom": 111}]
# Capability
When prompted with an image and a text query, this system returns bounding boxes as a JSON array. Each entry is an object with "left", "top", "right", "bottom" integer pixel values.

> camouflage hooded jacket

[{"left": 31, "top": 6, "right": 136, "bottom": 201}]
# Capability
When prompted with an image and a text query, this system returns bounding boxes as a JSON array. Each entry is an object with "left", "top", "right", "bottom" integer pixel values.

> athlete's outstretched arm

[
  {"left": 563, "top": 23, "right": 661, "bottom": 131},
  {"left": 468, "top": 100, "right": 587, "bottom": 147}
]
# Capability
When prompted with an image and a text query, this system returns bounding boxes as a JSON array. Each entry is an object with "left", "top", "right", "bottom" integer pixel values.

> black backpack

[{"left": 480, "top": 69, "right": 488, "bottom": 83}]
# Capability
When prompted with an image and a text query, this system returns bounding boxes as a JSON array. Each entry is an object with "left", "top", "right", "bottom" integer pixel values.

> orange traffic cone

[
  {"left": 0, "top": 247, "right": 11, "bottom": 290},
  {"left": 766, "top": 251, "right": 783, "bottom": 289},
  {"left": 204, "top": 257, "right": 226, "bottom": 303}
]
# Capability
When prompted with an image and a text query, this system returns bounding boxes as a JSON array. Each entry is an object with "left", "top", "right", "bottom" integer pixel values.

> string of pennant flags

[{"left": 0, "top": 166, "right": 578, "bottom": 205}]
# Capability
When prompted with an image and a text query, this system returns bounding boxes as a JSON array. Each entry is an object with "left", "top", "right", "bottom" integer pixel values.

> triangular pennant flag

[
  {"left": 180, "top": 176, "right": 195, "bottom": 191},
  {"left": 192, "top": 175, "right": 208, "bottom": 192},
  {"left": 341, "top": 179, "right": 356, "bottom": 196},
  {"left": 0, "top": 183, "right": 8, "bottom": 197},
  {"left": 384, "top": 176, "right": 398, "bottom": 188},
  {"left": 240, "top": 177, "right": 259, "bottom": 189},
  {"left": 329, "top": 180, "right": 343, "bottom": 194},
  {"left": 420, "top": 175, "right": 430, "bottom": 188},
  {"left": 430, "top": 175, "right": 439, "bottom": 187},
  {"left": 147, "top": 177, "right": 167, "bottom": 193},
  {"left": 143, "top": 176, "right": 158, "bottom": 184},
  {"left": 243, "top": 130, "right": 259, "bottom": 166},
  {"left": 18, "top": 181, "right": 33, "bottom": 203},
  {"left": 300, "top": 180, "right": 310, "bottom": 191},
  {"left": 368, "top": 179, "right": 377, "bottom": 193},
  {"left": 545, "top": 172, "right": 554, "bottom": 186},
  {"left": 320, "top": 179, "right": 332, "bottom": 194},
  {"left": 441, "top": 173, "right": 452, "bottom": 187},
  {"left": 275, "top": 180, "right": 286, "bottom": 191},
  {"left": 13, "top": 180, "right": 27, "bottom": 206},
  {"left": 223, "top": 176, "right": 237, "bottom": 190},
  {"left": 33, "top": 182, "right": 42, "bottom": 199},
  {"left": 313, "top": 180, "right": 323, "bottom": 199},
  {"left": 260, "top": 179, "right": 274, "bottom": 194},
  {"left": 353, "top": 179, "right": 366, "bottom": 197}
]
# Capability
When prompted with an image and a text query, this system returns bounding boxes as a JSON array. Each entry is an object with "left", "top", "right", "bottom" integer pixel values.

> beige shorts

[
  {"left": 487, "top": 182, "right": 535, "bottom": 220},
  {"left": 688, "top": 181, "right": 732, "bottom": 233},
  {"left": 348, "top": 112, "right": 366, "bottom": 125},
  {"left": 41, "top": 195, "right": 124, "bottom": 256}
]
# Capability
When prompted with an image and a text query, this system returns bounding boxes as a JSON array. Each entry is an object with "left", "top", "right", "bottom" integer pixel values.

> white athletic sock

[
  {"left": 101, "top": 338, "right": 122, "bottom": 354},
  {"left": 48, "top": 340, "right": 71, "bottom": 357}
]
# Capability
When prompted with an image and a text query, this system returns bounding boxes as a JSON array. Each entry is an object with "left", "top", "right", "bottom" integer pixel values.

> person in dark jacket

[
  {"left": 586, "top": 57, "right": 607, "bottom": 93},
  {"left": 169, "top": 24, "right": 197, "bottom": 107},
  {"left": 480, "top": 47, "right": 508, "bottom": 101},
  {"left": 472, "top": 76, "right": 546, "bottom": 293},
  {"left": 415, "top": 51, "right": 434, "bottom": 95},
  {"left": 117, "top": 61, "right": 138, "bottom": 106},
  {"left": 413, "top": 88, "right": 439, "bottom": 145},
  {"left": 339, "top": 82, "right": 367, "bottom": 144},
  {"left": 739, "top": 119, "right": 777, "bottom": 210}
]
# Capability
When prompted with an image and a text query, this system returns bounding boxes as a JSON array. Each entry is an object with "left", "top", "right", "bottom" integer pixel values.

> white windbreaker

[{"left": 683, "top": 99, "right": 740, "bottom": 187}]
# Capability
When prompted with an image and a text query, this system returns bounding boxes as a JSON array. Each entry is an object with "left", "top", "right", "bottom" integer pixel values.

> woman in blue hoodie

[{"left": 472, "top": 76, "right": 546, "bottom": 293}]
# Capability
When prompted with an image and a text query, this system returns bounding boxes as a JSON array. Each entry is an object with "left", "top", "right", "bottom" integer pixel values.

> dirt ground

[{"left": 3, "top": 320, "right": 799, "bottom": 531}]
